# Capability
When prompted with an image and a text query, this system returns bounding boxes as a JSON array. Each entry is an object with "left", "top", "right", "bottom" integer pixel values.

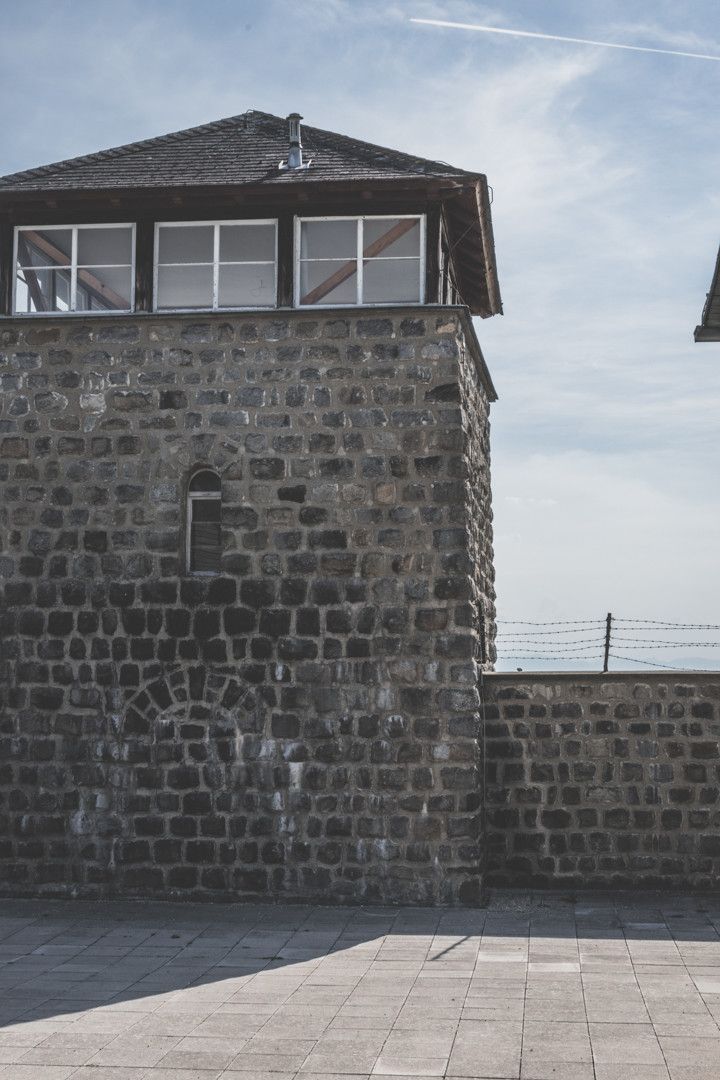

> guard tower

[{"left": 0, "top": 111, "right": 501, "bottom": 904}]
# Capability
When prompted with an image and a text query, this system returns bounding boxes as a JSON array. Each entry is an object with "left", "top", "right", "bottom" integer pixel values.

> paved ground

[{"left": 0, "top": 891, "right": 719, "bottom": 1080}]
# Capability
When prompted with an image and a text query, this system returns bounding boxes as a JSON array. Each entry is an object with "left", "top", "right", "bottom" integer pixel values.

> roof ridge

[
  {"left": 0, "top": 111, "right": 259, "bottom": 187},
  {"left": 251, "top": 113, "right": 475, "bottom": 177}
]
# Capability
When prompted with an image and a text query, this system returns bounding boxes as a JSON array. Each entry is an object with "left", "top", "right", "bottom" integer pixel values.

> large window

[
  {"left": 187, "top": 469, "right": 222, "bottom": 574},
  {"left": 155, "top": 220, "right": 277, "bottom": 311},
  {"left": 14, "top": 224, "right": 134, "bottom": 314},
  {"left": 296, "top": 215, "right": 424, "bottom": 307}
]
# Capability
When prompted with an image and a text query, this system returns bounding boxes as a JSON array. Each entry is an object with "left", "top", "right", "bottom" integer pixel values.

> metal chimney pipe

[{"left": 286, "top": 113, "right": 303, "bottom": 169}]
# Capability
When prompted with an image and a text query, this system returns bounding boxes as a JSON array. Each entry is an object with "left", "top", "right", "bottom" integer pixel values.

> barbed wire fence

[{"left": 495, "top": 613, "right": 720, "bottom": 671}]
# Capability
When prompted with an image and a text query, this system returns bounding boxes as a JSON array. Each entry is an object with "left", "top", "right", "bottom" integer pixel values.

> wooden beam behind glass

[
  {"left": 21, "top": 230, "right": 129, "bottom": 310},
  {"left": 300, "top": 218, "right": 418, "bottom": 305},
  {"left": 16, "top": 235, "right": 48, "bottom": 311}
]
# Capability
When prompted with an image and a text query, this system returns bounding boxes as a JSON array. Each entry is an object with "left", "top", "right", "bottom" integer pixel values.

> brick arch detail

[
  {"left": 121, "top": 664, "right": 261, "bottom": 736},
  {"left": 111, "top": 666, "right": 273, "bottom": 897}
]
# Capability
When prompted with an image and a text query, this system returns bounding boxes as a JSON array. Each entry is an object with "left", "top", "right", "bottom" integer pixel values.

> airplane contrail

[{"left": 410, "top": 17, "right": 720, "bottom": 62}]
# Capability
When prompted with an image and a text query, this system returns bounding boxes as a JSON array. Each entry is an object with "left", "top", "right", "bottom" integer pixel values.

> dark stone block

[
  {"left": 241, "top": 580, "right": 276, "bottom": 609},
  {"left": 425, "top": 383, "right": 460, "bottom": 403},
  {"left": 692, "top": 742, "right": 719, "bottom": 759},
  {"left": 234, "top": 869, "right": 268, "bottom": 892},
  {"left": 122, "top": 867, "right": 164, "bottom": 889},
  {"left": 250, "top": 458, "right": 285, "bottom": 479},
  {"left": 259, "top": 609, "right": 292, "bottom": 637},
  {"left": 400, "top": 687, "right": 432, "bottom": 713},
  {"left": 278, "top": 638, "right": 318, "bottom": 660},
  {"left": 272, "top": 714, "right": 300, "bottom": 738},
  {"left": 29, "top": 686, "right": 64, "bottom": 711},
  {"left": 193, "top": 609, "right": 220, "bottom": 640},
  {"left": 309, "top": 530, "right": 347, "bottom": 550},
  {"left": 141, "top": 581, "right": 177, "bottom": 604},
  {"left": 159, "top": 390, "right": 188, "bottom": 409},
  {"left": 278, "top": 485, "right": 306, "bottom": 503}
]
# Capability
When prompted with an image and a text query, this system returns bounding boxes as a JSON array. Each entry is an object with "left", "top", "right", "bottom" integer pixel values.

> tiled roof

[{"left": 0, "top": 110, "right": 478, "bottom": 193}]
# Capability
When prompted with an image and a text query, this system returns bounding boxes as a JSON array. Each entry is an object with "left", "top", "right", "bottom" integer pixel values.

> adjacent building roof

[
  {"left": 695, "top": 244, "right": 720, "bottom": 341},
  {"left": 0, "top": 110, "right": 479, "bottom": 193}
]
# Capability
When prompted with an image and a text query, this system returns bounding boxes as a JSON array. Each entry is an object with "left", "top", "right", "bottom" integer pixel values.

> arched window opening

[{"left": 187, "top": 469, "right": 222, "bottom": 574}]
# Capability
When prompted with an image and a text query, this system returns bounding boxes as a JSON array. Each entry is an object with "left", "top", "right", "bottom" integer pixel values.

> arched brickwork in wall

[{"left": 109, "top": 666, "right": 273, "bottom": 897}]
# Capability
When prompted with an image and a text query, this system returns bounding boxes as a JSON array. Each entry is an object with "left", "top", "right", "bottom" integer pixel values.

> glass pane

[
  {"left": 363, "top": 258, "right": 421, "bottom": 304},
  {"left": 299, "top": 260, "right": 357, "bottom": 305},
  {"left": 75, "top": 266, "right": 132, "bottom": 311},
  {"left": 17, "top": 228, "right": 72, "bottom": 267},
  {"left": 218, "top": 263, "right": 275, "bottom": 307},
  {"left": 15, "top": 266, "right": 71, "bottom": 312},
  {"left": 220, "top": 223, "right": 275, "bottom": 262},
  {"left": 157, "top": 264, "right": 213, "bottom": 309},
  {"left": 363, "top": 218, "right": 420, "bottom": 258},
  {"left": 14, "top": 273, "right": 30, "bottom": 313},
  {"left": 300, "top": 219, "right": 356, "bottom": 260},
  {"left": 77, "top": 226, "right": 132, "bottom": 266},
  {"left": 189, "top": 470, "right": 221, "bottom": 493},
  {"left": 157, "top": 225, "right": 213, "bottom": 264},
  {"left": 192, "top": 498, "right": 221, "bottom": 522}
]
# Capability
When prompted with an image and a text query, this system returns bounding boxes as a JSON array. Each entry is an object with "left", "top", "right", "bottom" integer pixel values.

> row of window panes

[{"left": 13, "top": 217, "right": 425, "bottom": 314}]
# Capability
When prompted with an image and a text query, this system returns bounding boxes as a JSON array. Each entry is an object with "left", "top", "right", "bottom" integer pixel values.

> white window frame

[
  {"left": 186, "top": 475, "right": 222, "bottom": 577},
  {"left": 294, "top": 214, "right": 425, "bottom": 309},
  {"left": 12, "top": 223, "right": 136, "bottom": 316},
  {"left": 154, "top": 219, "right": 278, "bottom": 313}
]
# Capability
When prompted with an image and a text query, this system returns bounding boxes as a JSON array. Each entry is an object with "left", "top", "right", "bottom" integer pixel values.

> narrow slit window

[
  {"left": 187, "top": 469, "right": 222, "bottom": 574},
  {"left": 155, "top": 220, "right": 277, "bottom": 311},
  {"left": 14, "top": 225, "right": 134, "bottom": 314},
  {"left": 296, "top": 215, "right": 424, "bottom": 307}
]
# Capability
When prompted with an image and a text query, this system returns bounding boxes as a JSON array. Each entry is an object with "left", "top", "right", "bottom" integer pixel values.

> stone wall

[
  {"left": 483, "top": 672, "right": 720, "bottom": 889},
  {"left": 0, "top": 305, "right": 495, "bottom": 904}
]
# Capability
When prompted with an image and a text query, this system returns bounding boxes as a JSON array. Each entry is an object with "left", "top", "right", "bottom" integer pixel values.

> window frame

[
  {"left": 294, "top": 214, "right": 426, "bottom": 309},
  {"left": 153, "top": 219, "right": 278, "bottom": 313},
  {"left": 12, "top": 223, "right": 136, "bottom": 316},
  {"left": 186, "top": 469, "right": 223, "bottom": 577}
]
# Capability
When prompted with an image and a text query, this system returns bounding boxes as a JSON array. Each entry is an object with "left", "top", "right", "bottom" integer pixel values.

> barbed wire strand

[
  {"left": 498, "top": 619, "right": 605, "bottom": 626},
  {"left": 496, "top": 630, "right": 604, "bottom": 635},
  {"left": 615, "top": 619, "right": 720, "bottom": 629},
  {"left": 501, "top": 655, "right": 605, "bottom": 662},
  {"left": 607, "top": 653, "right": 717, "bottom": 673},
  {"left": 611, "top": 638, "right": 720, "bottom": 648},
  {"left": 497, "top": 638, "right": 606, "bottom": 647}
]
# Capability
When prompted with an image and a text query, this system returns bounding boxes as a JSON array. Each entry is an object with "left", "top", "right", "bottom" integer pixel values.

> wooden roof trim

[
  {"left": 475, "top": 179, "right": 502, "bottom": 317},
  {"left": 0, "top": 176, "right": 471, "bottom": 205}
]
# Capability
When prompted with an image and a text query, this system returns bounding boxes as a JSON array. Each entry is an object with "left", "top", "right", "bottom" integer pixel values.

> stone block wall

[
  {"left": 0, "top": 306, "right": 495, "bottom": 904},
  {"left": 483, "top": 673, "right": 720, "bottom": 889}
]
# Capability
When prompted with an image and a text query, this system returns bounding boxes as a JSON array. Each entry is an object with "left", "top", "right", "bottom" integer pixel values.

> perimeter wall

[{"left": 482, "top": 672, "right": 720, "bottom": 889}]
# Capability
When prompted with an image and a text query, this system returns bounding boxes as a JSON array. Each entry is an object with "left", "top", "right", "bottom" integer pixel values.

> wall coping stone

[{"left": 485, "top": 671, "right": 720, "bottom": 681}]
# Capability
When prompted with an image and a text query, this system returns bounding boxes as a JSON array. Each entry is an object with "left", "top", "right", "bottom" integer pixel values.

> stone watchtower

[{"left": 0, "top": 111, "right": 502, "bottom": 904}]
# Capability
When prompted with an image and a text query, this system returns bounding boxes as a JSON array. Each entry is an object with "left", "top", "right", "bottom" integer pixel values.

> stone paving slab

[{"left": 0, "top": 890, "right": 718, "bottom": 1079}]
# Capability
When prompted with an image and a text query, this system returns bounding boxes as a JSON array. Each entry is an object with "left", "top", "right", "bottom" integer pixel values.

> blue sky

[{"left": 1, "top": 0, "right": 719, "bottom": 671}]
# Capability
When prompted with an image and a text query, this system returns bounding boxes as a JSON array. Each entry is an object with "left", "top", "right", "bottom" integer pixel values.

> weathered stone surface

[
  {"left": 483, "top": 672, "right": 720, "bottom": 890},
  {"left": 0, "top": 307, "right": 495, "bottom": 905}
]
